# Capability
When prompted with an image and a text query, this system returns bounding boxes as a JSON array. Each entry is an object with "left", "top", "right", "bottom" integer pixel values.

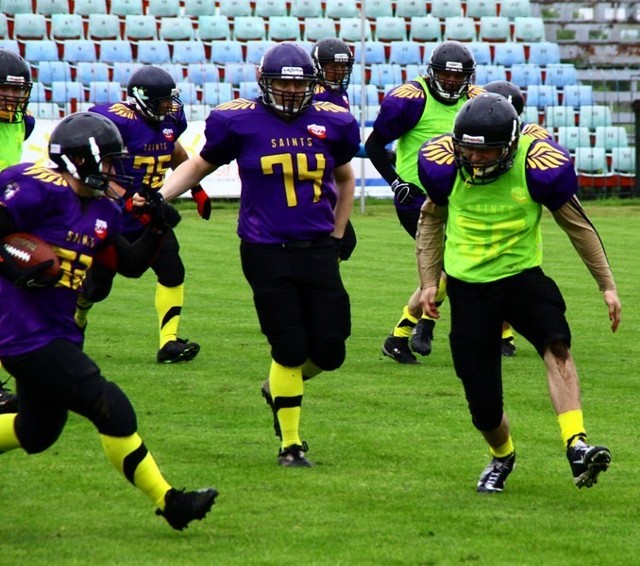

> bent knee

[
  {"left": 546, "top": 340, "right": 570, "bottom": 362},
  {"left": 310, "top": 338, "right": 346, "bottom": 371}
]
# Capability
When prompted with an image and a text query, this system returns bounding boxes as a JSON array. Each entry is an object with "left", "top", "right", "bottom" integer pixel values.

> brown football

[{"left": 1, "top": 233, "right": 61, "bottom": 277}]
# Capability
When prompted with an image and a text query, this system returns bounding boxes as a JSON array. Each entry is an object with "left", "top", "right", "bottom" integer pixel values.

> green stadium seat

[
  {"left": 124, "top": 15, "right": 158, "bottom": 42},
  {"left": 0, "top": 0, "right": 32, "bottom": 16},
  {"left": 556, "top": 126, "right": 591, "bottom": 151},
  {"left": 148, "top": 0, "right": 181, "bottom": 18},
  {"left": 395, "top": 0, "right": 427, "bottom": 18},
  {"left": 430, "top": 0, "right": 462, "bottom": 19},
  {"left": 110, "top": 0, "right": 143, "bottom": 18},
  {"left": 290, "top": 0, "right": 323, "bottom": 18},
  {"left": 73, "top": 0, "right": 107, "bottom": 17},
  {"left": 88, "top": 14, "right": 121, "bottom": 41},
  {"left": 255, "top": 0, "right": 287, "bottom": 17},
  {"left": 183, "top": 0, "right": 216, "bottom": 17},
  {"left": 513, "top": 16, "right": 545, "bottom": 42},
  {"left": 233, "top": 17, "right": 267, "bottom": 41},
  {"left": 500, "top": 0, "right": 531, "bottom": 19},
  {"left": 364, "top": 0, "right": 393, "bottom": 18},
  {"left": 574, "top": 147, "right": 608, "bottom": 175},
  {"left": 35, "top": 0, "right": 69, "bottom": 16},
  {"left": 51, "top": 15, "right": 85, "bottom": 42},
  {"left": 14, "top": 14, "right": 47, "bottom": 41},
  {"left": 444, "top": 17, "right": 477, "bottom": 42},
  {"left": 465, "top": 0, "right": 498, "bottom": 19},
  {"left": 408, "top": 16, "right": 441, "bottom": 42},
  {"left": 478, "top": 16, "right": 511, "bottom": 42},
  {"left": 268, "top": 16, "right": 301, "bottom": 42},
  {"left": 578, "top": 105, "right": 612, "bottom": 129},
  {"left": 303, "top": 18, "right": 337, "bottom": 42},
  {"left": 594, "top": 126, "right": 629, "bottom": 150},
  {"left": 325, "top": 0, "right": 359, "bottom": 19},
  {"left": 544, "top": 105, "right": 575, "bottom": 128},
  {"left": 610, "top": 147, "right": 636, "bottom": 175},
  {"left": 219, "top": 0, "right": 252, "bottom": 18},
  {"left": 339, "top": 17, "right": 372, "bottom": 42},
  {"left": 160, "top": 17, "right": 196, "bottom": 42},
  {"left": 198, "top": 16, "right": 232, "bottom": 42},
  {"left": 375, "top": 17, "right": 407, "bottom": 42}
]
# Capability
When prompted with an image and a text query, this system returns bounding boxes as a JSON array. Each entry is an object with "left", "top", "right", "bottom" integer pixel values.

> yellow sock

[
  {"left": 74, "top": 294, "right": 94, "bottom": 329},
  {"left": 301, "top": 359, "right": 322, "bottom": 381},
  {"left": 434, "top": 277, "right": 447, "bottom": 303},
  {"left": 392, "top": 305, "right": 418, "bottom": 338},
  {"left": 100, "top": 433, "right": 172, "bottom": 509},
  {"left": 156, "top": 283, "right": 184, "bottom": 349},
  {"left": 489, "top": 435, "right": 515, "bottom": 458},
  {"left": 502, "top": 326, "right": 514, "bottom": 341},
  {"left": 558, "top": 410, "right": 586, "bottom": 448},
  {"left": 0, "top": 414, "right": 21, "bottom": 453},
  {"left": 269, "top": 361, "right": 303, "bottom": 449}
]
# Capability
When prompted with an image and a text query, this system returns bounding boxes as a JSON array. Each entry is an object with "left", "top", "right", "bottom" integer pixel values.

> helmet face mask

[
  {"left": 259, "top": 42, "right": 317, "bottom": 119},
  {"left": 312, "top": 38, "right": 354, "bottom": 92},
  {"left": 127, "top": 66, "right": 183, "bottom": 122},
  {"left": 453, "top": 93, "right": 520, "bottom": 185},
  {"left": 0, "top": 50, "right": 32, "bottom": 123},
  {"left": 427, "top": 41, "right": 475, "bottom": 102}
]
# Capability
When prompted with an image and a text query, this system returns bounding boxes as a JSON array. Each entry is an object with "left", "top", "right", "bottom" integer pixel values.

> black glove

[
  {"left": 191, "top": 185, "right": 212, "bottom": 220},
  {"left": 336, "top": 219, "right": 357, "bottom": 261},
  {"left": 391, "top": 177, "right": 423, "bottom": 205},
  {"left": 0, "top": 246, "right": 62, "bottom": 289},
  {"left": 142, "top": 191, "right": 181, "bottom": 233}
]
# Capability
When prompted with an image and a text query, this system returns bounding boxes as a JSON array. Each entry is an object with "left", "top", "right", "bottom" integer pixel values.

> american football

[{"left": 1, "top": 233, "right": 61, "bottom": 277}]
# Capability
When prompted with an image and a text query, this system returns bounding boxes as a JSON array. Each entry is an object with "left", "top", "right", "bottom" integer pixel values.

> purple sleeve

[
  {"left": 332, "top": 114, "right": 361, "bottom": 166},
  {"left": 525, "top": 138, "right": 578, "bottom": 211},
  {"left": 200, "top": 109, "right": 238, "bottom": 165},
  {"left": 0, "top": 164, "right": 51, "bottom": 227},
  {"left": 417, "top": 135, "right": 457, "bottom": 206},
  {"left": 372, "top": 81, "right": 426, "bottom": 143},
  {"left": 24, "top": 114, "right": 35, "bottom": 140}
]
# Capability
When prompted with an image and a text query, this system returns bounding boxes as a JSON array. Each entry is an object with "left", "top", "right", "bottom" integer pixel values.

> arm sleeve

[
  {"left": 551, "top": 196, "right": 616, "bottom": 291},
  {"left": 416, "top": 198, "right": 447, "bottom": 288},
  {"left": 98, "top": 225, "right": 166, "bottom": 278},
  {"left": 365, "top": 129, "right": 397, "bottom": 185}
]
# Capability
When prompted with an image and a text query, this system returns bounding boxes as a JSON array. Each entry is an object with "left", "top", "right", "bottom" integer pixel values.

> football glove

[
  {"left": 191, "top": 185, "right": 211, "bottom": 220},
  {"left": 391, "top": 177, "right": 423, "bottom": 205},
  {"left": 336, "top": 220, "right": 357, "bottom": 261},
  {"left": 0, "top": 246, "right": 61, "bottom": 289}
]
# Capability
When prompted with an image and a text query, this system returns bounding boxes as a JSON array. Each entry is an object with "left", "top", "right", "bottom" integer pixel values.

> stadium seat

[
  {"left": 172, "top": 40, "right": 206, "bottom": 64},
  {"left": 158, "top": 62, "right": 184, "bottom": 83},
  {"left": 353, "top": 41, "right": 386, "bottom": 65},
  {"left": 493, "top": 42, "right": 526, "bottom": 66},
  {"left": 500, "top": 0, "right": 531, "bottom": 19},
  {"left": 87, "top": 80, "right": 122, "bottom": 104},
  {"left": 525, "top": 85, "right": 558, "bottom": 108},
  {"left": 88, "top": 14, "right": 121, "bottom": 41},
  {"left": 24, "top": 40, "right": 60, "bottom": 62},
  {"left": 202, "top": 81, "right": 234, "bottom": 105},
  {"left": 198, "top": 16, "right": 232, "bottom": 42},
  {"left": 513, "top": 16, "right": 546, "bottom": 42},
  {"left": 473, "top": 64, "right": 488, "bottom": 85},
  {"left": 544, "top": 64, "right": 578, "bottom": 88},
  {"left": 404, "top": 63, "right": 425, "bottom": 80},
  {"left": 422, "top": 42, "right": 439, "bottom": 64},
  {"left": 186, "top": 62, "right": 219, "bottom": 85},
  {"left": 0, "top": 40, "right": 20, "bottom": 56},
  {"left": 509, "top": 63, "right": 542, "bottom": 88},
  {"left": 50, "top": 14, "right": 85, "bottom": 42},
  {"left": 325, "top": 0, "right": 359, "bottom": 19},
  {"left": 218, "top": 0, "right": 252, "bottom": 18},
  {"left": 430, "top": 0, "right": 462, "bottom": 18},
  {"left": 339, "top": 18, "right": 372, "bottom": 42},
  {"left": 610, "top": 147, "right": 636, "bottom": 175},
  {"left": 468, "top": 42, "right": 492, "bottom": 65},
  {"left": 223, "top": 61, "right": 257, "bottom": 84},
  {"left": 14, "top": 14, "right": 47, "bottom": 41},
  {"left": 30, "top": 101, "right": 63, "bottom": 119},
  {"left": 148, "top": 0, "right": 181, "bottom": 17},
  {"left": 112, "top": 61, "right": 142, "bottom": 85},
  {"left": 182, "top": 103, "right": 210, "bottom": 121},
  {"left": 35, "top": 0, "right": 69, "bottom": 16},
  {"left": 268, "top": 16, "right": 301, "bottom": 42},
  {"left": 160, "top": 17, "right": 196, "bottom": 42},
  {"left": 0, "top": 0, "right": 32, "bottom": 16},
  {"left": 136, "top": 40, "right": 171, "bottom": 64},
  {"left": 209, "top": 40, "right": 244, "bottom": 64},
  {"left": 408, "top": 16, "right": 441, "bottom": 42},
  {"left": 110, "top": 0, "right": 143, "bottom": 18},
  {"left": 375, "top": 17, "right": 407, "bottom": 42},
  {"left": 176, "top": 81, "right": 198, "bottom": 104},
  {"left": 99, "top": 40, "right": 133, "bottom": 64},
  {"left": 527, "top": 41, "right": 560, "bottom": 65},
  {"left": 521, "top": 105, "right": 539, "bottom": 125},
  {"left": 556, "top": 126, "right": 591, "bottom": 152},
  {"left": 0, "top": 15, "right": 7, "bottom": 40},
  {"left": 303, "top": 18, "right": 337, "bottom": 42},
  {"left": 395, "top": 0, "right": 427, "bottom": 18},
  {"left": 254, "top": 0, "right": 287, "bottom": 17},
  {"left": 388, "top": 41, "right": 422, "bottom": 65},
  {"left": 562, "top": 84, "right": 593, "bottom": 108},
  {"left": 50, "top": 80, "right": 84, "bottom": 104},
  {"left": 544, "top": 105, "right": 575, "bottom": 129},
  {"left": 124, "top": 15, "right": 158, "bottom": 42},
  {"left": 238, "top": 80, "right": 260, "bottom": 98},
  {"left": 233, "top": 17, "right": 267, "bottom": 42},
  {"left": 75, "top": 61, "right": 110, "bottom": 85},
  {"left": 183, "top": 0, "right": 216, "bottom": 17},
  {"left": 578, "top": 105, "right": 612, "bottom": 129},
  {"left": 290, "top": 0, "right": 323, "bottom": 18},
  {"left": 29, "top": 81, "right": 46, "bottom": 102},
  {"left": 74, "top": 0, "right": 107, "bottom": 17},
  {"left": 347, "top": 83, "right": 379, "bottom": 106},
  {"left": 594, "top": 126, "right": 629, "bottom": 150},
  {"left": 364, "top": 0, "right": 392, "bottom": 18},
  {"left": 574, "top": 147, "right": 608, "bottom": 175},
  {"left": 443, "top": 17, "right": 477, "bottom": 42},
  {"left": 478, "top": 16, "right": 511, "bottom": 42},
  {"left": 465, "top": 0, "right": 498, "bottom": 18},
  {"left": 36, "top": 61, "right": 71, "bottom": 85},
  {"left": 369, "top": 63, "right": 403, "bottom": 88},
  {"left": 349, "top": 63, "right": 364, "bottom": 84},
  {"left": 245, "top": 40, "right": 275, "bottom": 64}
]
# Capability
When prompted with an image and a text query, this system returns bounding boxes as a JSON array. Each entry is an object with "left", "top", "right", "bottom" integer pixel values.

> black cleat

[
  {"left": 382, "top": 336, "right": 419, "bottom": 364},
  {"left": 501, "top": 337, "right": 516, "bottom": 357},
  {"left": 278, "top": 443, "right": 312, "bottom": 468},
  {"left": 477, "top": 453, "right": 516, "bottom": 493},
  {"left": 567, "top": 439, "right": 611, "bottom": 489},
  {"left": 0, "top": 382, "right": 18, "bottom": 414},
  {"left": 261, "top": 379, "right": 282, "bottom": 440},
  {"left": 410, "top": 318, "right": 435, "bottom": 356},
  {"left": 157, "top": 338, "right": 200, "bottom": 364},
  {"left": 156, "top": 487, "right": 218, "bottom": 531}
]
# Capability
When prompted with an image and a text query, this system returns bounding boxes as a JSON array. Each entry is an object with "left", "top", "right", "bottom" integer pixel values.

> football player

[
  {"left": 416, "top": 93, "right": 620, "bottom": 492},
  {"left": 138, "top": 42, "right": 360, "bottom": 467},
  {"left": 364, "top": 40, "right": 481, "bottom": 364},
  {"left": 74, "top": 65, "right": 209, "bottom": 363},
  {"left": 0, "top": 112, "right": 217, "bottom": 529}
]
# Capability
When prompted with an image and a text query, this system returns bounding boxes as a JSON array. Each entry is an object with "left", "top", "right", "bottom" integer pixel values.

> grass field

[{"left": 2, "top": 200, "right": 639, "bottom": 565}]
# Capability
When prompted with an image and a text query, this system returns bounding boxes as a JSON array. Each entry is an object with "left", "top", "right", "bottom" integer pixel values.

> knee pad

[
  {"left": 470, "top": 403, "right": 503, "bottom": 432},
  {"left": 16, "top": 413, "right": 66, "bottom": 454},
  {"left": 271, "top": 332, "right": 308, "bottom": 368},
  {"left": 90, "top": 382, "right": 138, "bottom": 437},
  {"left": 310, "top": 337, "right": 346, "bottom": 371},
  {"left": 152, "top": 232, "right": 185, "bottom": 287}
]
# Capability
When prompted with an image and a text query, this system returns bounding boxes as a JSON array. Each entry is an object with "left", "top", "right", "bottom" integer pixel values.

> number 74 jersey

[{"left": 200, "top": 99, "right": 361, "bottom": 244}]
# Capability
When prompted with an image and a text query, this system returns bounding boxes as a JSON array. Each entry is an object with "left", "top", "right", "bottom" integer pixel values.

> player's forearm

[
  {"left": 416, "top": 199, "right": 446, "bottom": 288},
  {"left": 161, "top": 156, "right": 217, "bottom": 202},
  {"left": 332, "top": 165, "right": 355, "bottom": 238},
  {"left": 365, "top": 130, "right": 397, "bottom": 185},
  {"left": 552, "top": 197, "right": 616, "bottom": 291}
]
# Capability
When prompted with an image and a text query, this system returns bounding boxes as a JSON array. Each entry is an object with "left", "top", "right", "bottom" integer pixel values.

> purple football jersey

[
  {"left": 200, "top": 98, "right": 360, "bottom": 244},
  {"left": 0, "top": 163, "right": 123, "bottom": 356},
  {"left": 372, "top": 80, "right": 427, "bottom": 143},
  {"left": 313, "top": 85, "right": 350, "bottom": 110},
  {"left": 90, "top": 103, "right": 187, "bottom": 233}
]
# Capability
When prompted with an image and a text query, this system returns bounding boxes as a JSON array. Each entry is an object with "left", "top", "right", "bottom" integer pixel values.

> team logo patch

[
  {"left": 307, "top": 124, "right": 327, "bottom": 138},
  {"left": 2, "top": 182, "right": 20, "bottom": 200},
  {"left": 162, "top": 128, "right": 175, "bottom": 141},
  {"left": 94, "top": 219, "right": 108, "bottom": 239}
]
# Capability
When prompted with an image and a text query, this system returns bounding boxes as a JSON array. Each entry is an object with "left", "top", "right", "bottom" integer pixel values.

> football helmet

[
  {"left": 48, "top": 112, "right": 134, "bottom": 196},
  {"left": 0, "top": 49, "right": 32, "bottom": 123},
  {"left": 426, "top": 41, "right": 475, "bottom": 103},
  {"left": 127, "top": 66, "right": 183, "bottom": 122},
  {"left": 258, "top": 42, "right": 317, "bottom": 119},
  {"left": 453, "top": 93, "right": 520, "bottom": 185},
  {"left": 483, "top": 80, "right": 525, "bottom": 116},
  {"left": 312, "top": 37, "right": 354, "bottom": 92}
]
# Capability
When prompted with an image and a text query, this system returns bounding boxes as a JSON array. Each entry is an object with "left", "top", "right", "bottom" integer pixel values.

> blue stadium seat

[
  {"left": 50, "top": 14, "right": 85, "bottom": 42},
  {"left": 509, "top": 63, "right": 542, "bottom": 88},
  {"left": 245, "top": 40, "right": 275, "bottom": 64},
  {"left": 268, "top": 16, "right": 301, "bottom": 42},
  {"left": 223, "top": 62, "right": 257, "bottom": 84},
  {"left": 35, "top": 0, "right": 69, "bottom": 16},
  {"left": 353, "top": 41, "right": 386, "bottom": 65},
  {"left": 176, "top": 81, "right": 199, "bottom": 104},
  {"left": 544, "top": 63, "right": 578, "bottom": 88},
  {"left": 110, "top": 0, "right": 143, "bottom": 17},
  {"left": 369, "top": 63, "right": 403, "bottom": 88},
  {"left": 29, "top": 81, "right": 47, "bottom": 103},
  {"left": 375, "top": 17, "right": 407, "bottom": 42},
  {"left": 527, "top": 41, "right": 560, "bottom": 65},
  {"left": 24, "top": 40, "right": 59, "bottom": 62},
  {"left": 388, "top": 41, "right": 422, "bottom": 65},
  {"left": 408, "top": 16, "right": 441, "bottom": 42},
  {"left": 610, "top": 147, "right": 636, "bottom": 175},
  {"left": 172, "top": 40, "right": 206, "bottom": 64},
  {"left": 112, "top": 61, "right": 142, "bottom": 85},
  {"left": 521, "top": 105, "right": 539, "bottom": 125},
  {"left": 88, "top": 14, "right": 121, "bottom": 41},
  {"left": 198, "top": 16, "right": 232, "bottom": 42},
  {"left": 574, "top": 147, "right": 608, "bottom": 175},
  {"left": 493, "top": 42, "right": 526, "bottom": 66},
  {"left": 594, "top": 126, "right": 629, "bottom": 150},
  {"left": 0, "top": 40, "right": 20, "bottom": 54},
  {"left": 186, "top": 62, "right": 220, "bottom": 85},
  {"left": 51, "top": 80, "right": 85, "bottom": 104},
  {"left": 210, "top": 40, "right": 244, "bottom": 64},
  {"left": 483, "top": 64, "right": 507, "bottom": 83},
  {"left": 233, "top": 16, "right": 267, "bottom": 41},
  {"left": 74, "top": 0, "right": 107, "bottom": 17},
  {"left": 0, "top": 0, "right": 33, "bottom": 16},
  {"left": 75, "top": 61, "right": 110, "bottom": 85},
  {"left": 158, "top": 62, "right": 184, "bottom": 83},
  {"left": 160, "top": 17, "right": 196, "bottom": 42},
  {"left": 325, "top": 0, "right": 359, "bottom": 18},
  {"left": 36, "top": 61, "right": 72, "bottom": 85},
  {"left": 238, "top": 80, "right": 260, "bottom": 99},
  {"left": 562, "top": 84, "right": 593, "bottom": 108},
  {"left": 88, "top": 81, "right": 122, "bottom": 104},
  {"left": 136, "top": 40, "right": 172, "bottom": 64},
  {"left": 525, "top": 85, "right": 558, "bottom": 108},
  {"left": 0, "top": 15, "right": 7, "bottom": 40},
  {"left": 347, "top": 84, "right": 379, "bottom": 106},
  {"left": 443, "top": 16, "right": 477, "bottom": 42},
  {"left": 465, "top": 0, "right": 498, "bottom": 18},
  {"left": 202, "top": 81, "right": 234, "bottom": 105},
  {"left": 468, "top": 42, "right": 492, "bottom": 65},
  {"left": 364, "top": 0, "right": 392, "bottom": 18},
  {"left": 218, "top": 0, "right": 252, "bottom": 18},
  {"left": 478, "top": 16, "right": 511, "bottom": 41},
  {"left": 303, "top": 18, "right": 337, "bottom": 42},
  {"left": 99, "top": 40, "right": 133, "bottom": 64},
  {"left": 148, "top": 0, "right": 181, "bottom": 17},
  {"left": 339, "top": 18, "right": 372, "bottom": 42},
  {"left": 395, "top": 0, "right": 428, "bottom": 18},
  {"left": 182, "top": 103, "right": 210, "bottom": 121},
  {"left": 500, "top": 0, "right": 531, "bottom": 19},
  {"left": 30, "top": 101, "right": 63, "bottom": 119},
  {"left": 14, "top": 14, "right": 47, "bottom": 41},
  {"left": 556, "top": 126, "right": 591, "bottom": 152},
  {"left": 254, "top": 0, "right": 287, "bottom": 17},
  {"left": 290, "top": 0, "right": 323, "bottom": 18},
  {"left": 404, "top": 64, "right": 425, "bottom": 80},
  {"left": 183, "top": 0, "right": 216, "bottom": 17},
  {"left": 578, "top": 105, "right": 612, "bottom": 129},
  {"left": 430, "top": 0, "right": 462, "bottom": 18},
  {"left": 422, "top": 42, "right": 439, "bottom": 64},
  {"left": 513, "top": 16, "right": 546, "bottom": 42},
  {"left": 544, "top": 105, "right": 575, "bottom": 129},
  {"left": 124, "top": 15, "right": 158, "bottom": 42}
]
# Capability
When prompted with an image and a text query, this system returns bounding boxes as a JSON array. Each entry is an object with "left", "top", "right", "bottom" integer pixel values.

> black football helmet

[
  {"left": 453, "top": 93, "right": 520, "bottom": 185},
  {"left": 48, "top": 112, "right": 134, "bottom": 196},
  {"left": 483, "top": 80, "right": 525, "bottom": 116},
  {"left": 127, "top": 66, "right": 183, "bottom": 122},
  {"left": 258, "top": 42, "right": 317, "bottom": 119},
  {"left": 0, "top": 49, "right": 32, "bottom": 124},
  {"left": 312, "top": 37, "right": 354, "bottom": 92},
  {"left": 427, "top": 41, "right": 475, "bottom": 103}
]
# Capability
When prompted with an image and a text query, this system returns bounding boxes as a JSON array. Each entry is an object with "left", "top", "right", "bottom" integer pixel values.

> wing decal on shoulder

[
  {"left": 522, "top": 123, "right": 552, "bottom": 140},
  {"left": 526, "top": 141, "right": 570, "bottom": 170},
  {"left": 421, "top": 135, "right": 455, "bottom": 165},
  {"left": 391, "top": 83, "right": 425, "bottom": 99},
  {"left": 312, "top": 101, "right": 349, "bottom": 113},
  {"left": 109, "top": 103, "right": 137, "bottom": 120},
  {"left": 468, "top": 85, "right": 485, "bottom": 98},
  {"left": 24, "top": 165, "right": 67, "bottom": 186},
  {"left": 215, "top": 99, "right": 257, "bottom": 111}
]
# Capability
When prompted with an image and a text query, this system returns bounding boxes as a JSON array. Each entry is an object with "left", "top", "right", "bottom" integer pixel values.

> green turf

[{"left": 2, "top": 201, "right": 639, "bottom": 565}]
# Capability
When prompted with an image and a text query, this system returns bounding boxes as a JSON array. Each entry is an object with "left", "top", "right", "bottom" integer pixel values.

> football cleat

[
  {"left": 501, "top": 337, "right": 516, "bottom": 357},
  {"left": 156, "top": 487, "right": 218, "bottom": 531},
  {"left": 261, "top": 379, "right": 282, "bottom": 440},
  {"left": 0, "top": 381, "right": 18, "bottom": 414},
  {"left": 382, "top": 336, "right": 419, "bottom": 364},
  {"left": 410, "top": 318, "right": 435, "bottom": 356},
  {"left": 567, "top": 439, "right": 611, "bottom": 489},
  {"left": 157, "top": 338, "right": 200, "bottom": 364},
  {"left": 278, "top": 443, "right": 312, "bottom": 468},
  {"left": 477, "top": 452, "right": 516, "bottom": 493}
]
